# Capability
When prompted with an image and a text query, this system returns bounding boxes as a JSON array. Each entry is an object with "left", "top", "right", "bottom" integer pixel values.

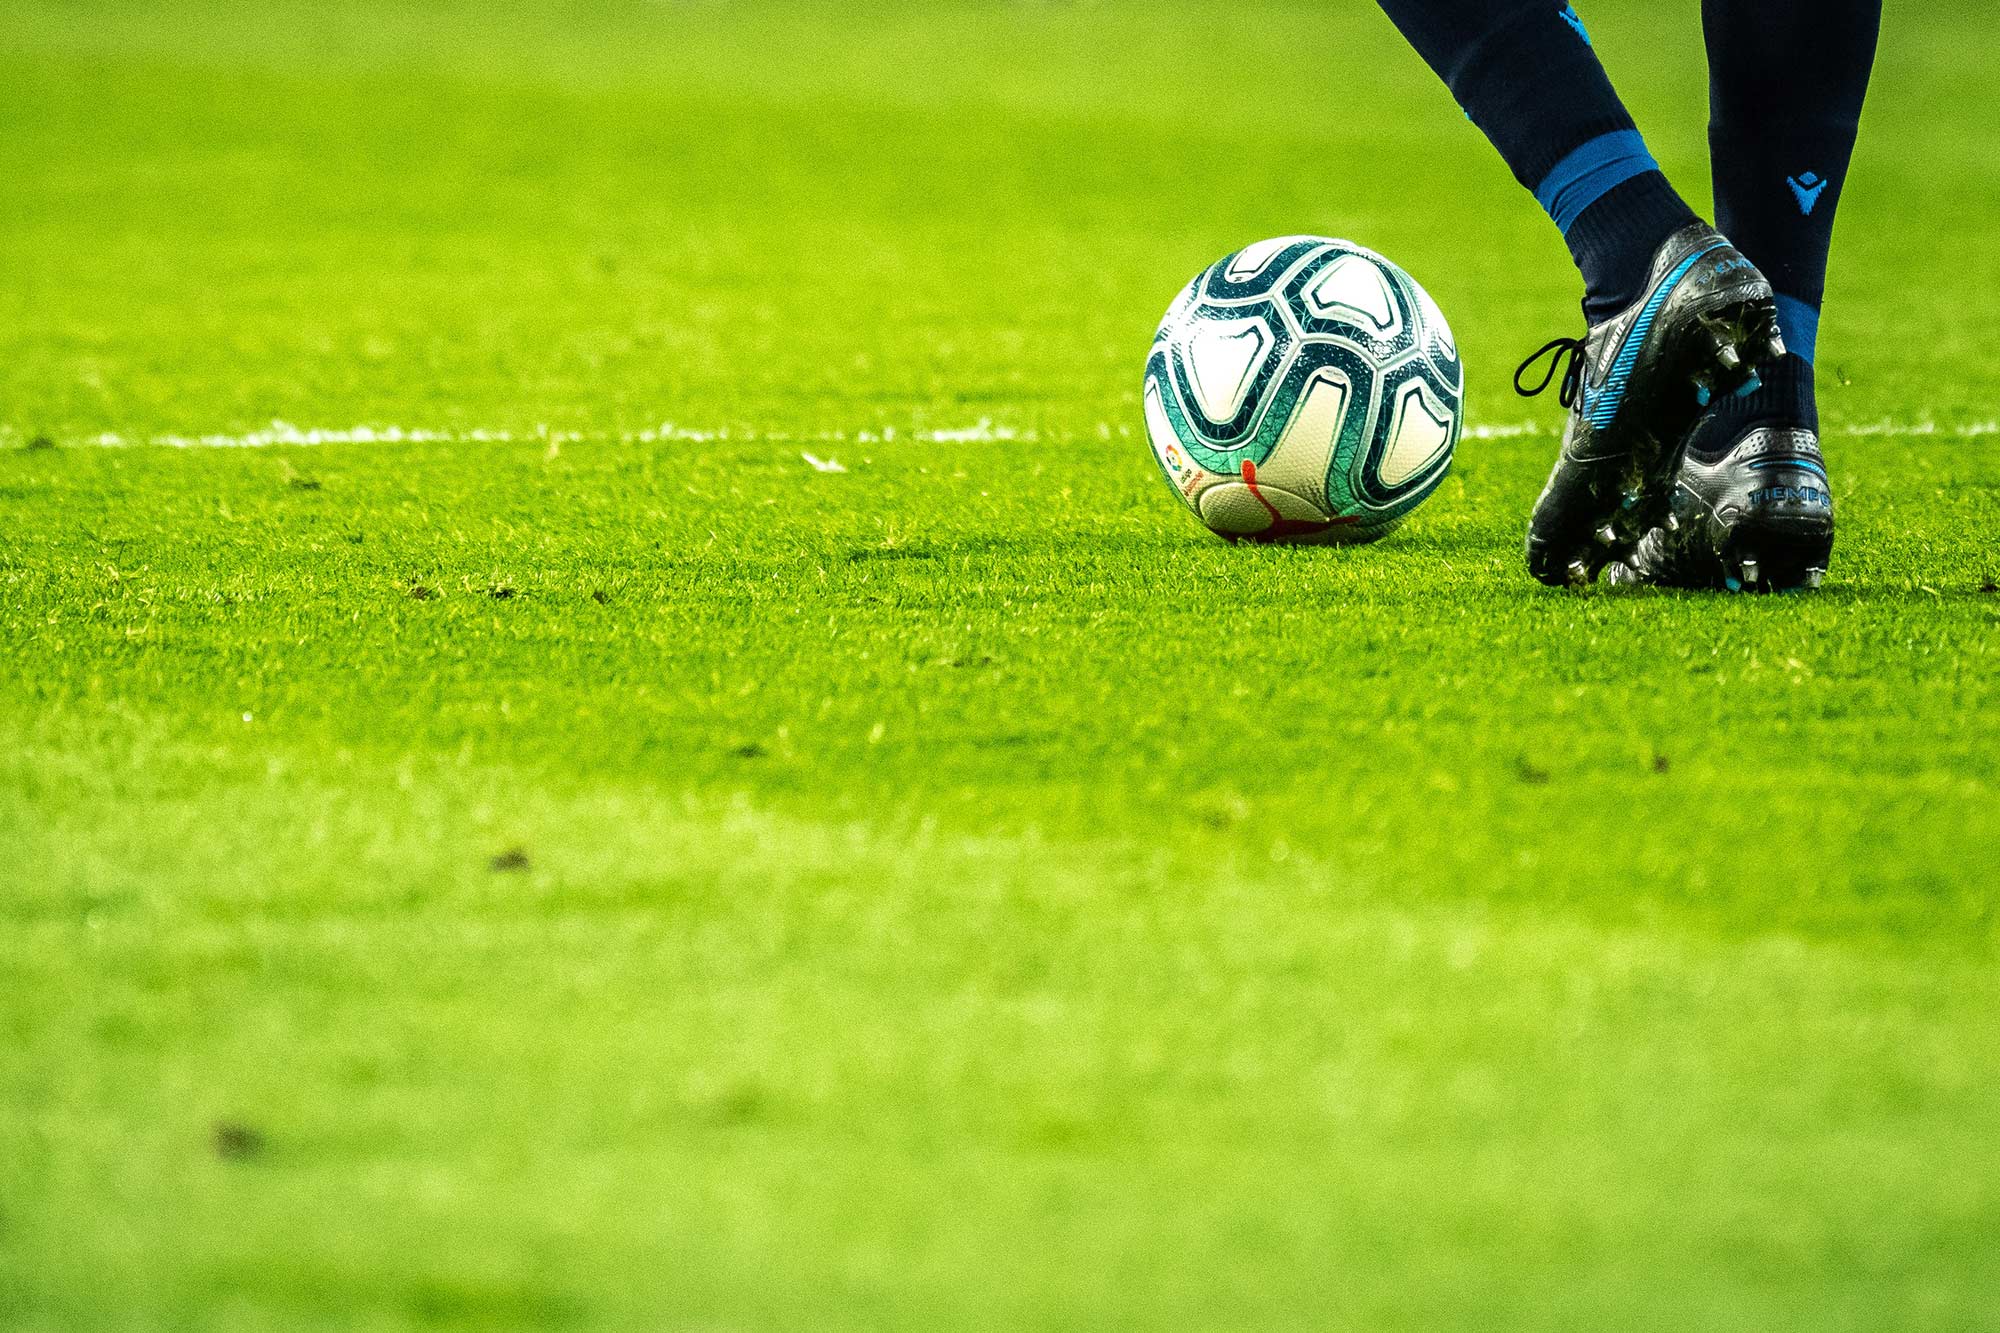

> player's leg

[
  {"left": 1706, "top": 0, "right": 1880, "bottom": 379},
  {"left": 1610, "top": 0, "right": 1881, "bottom": 591},
  {"left": 1374, "top": 0, "right": 1783, "bottom": 585},
  {"left": 1373, "top": 0, "right": 1690, "bottom": 324}
]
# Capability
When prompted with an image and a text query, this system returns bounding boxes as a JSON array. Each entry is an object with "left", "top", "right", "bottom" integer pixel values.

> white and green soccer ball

[{"left": 1143, "top": 236, "right": 1463, "bottom": 543}]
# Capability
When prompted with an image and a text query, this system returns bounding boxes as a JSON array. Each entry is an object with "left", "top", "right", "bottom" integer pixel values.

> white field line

[
  {"left": 7, "top": 417, "right": 1995, "bottom": 451},
  {"left": 8, "top": 417, "right": 1049, "bottom": 451}
]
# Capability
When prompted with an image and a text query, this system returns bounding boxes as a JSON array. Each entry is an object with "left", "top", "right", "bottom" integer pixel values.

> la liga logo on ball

[{"left": 1144, "top": 236, "right": 1462, "bottom": 544}]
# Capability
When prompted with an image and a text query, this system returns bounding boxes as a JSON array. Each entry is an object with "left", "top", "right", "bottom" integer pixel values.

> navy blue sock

[
  {"left": 1558, "top": 166, "right": 1698, "bottom": 325},
  {"left": 1373, "top": 0, "right": 1696, "bottom": 323},
  {"left": 1704, "top": 0, "right": 1881, "bottom": 370}
]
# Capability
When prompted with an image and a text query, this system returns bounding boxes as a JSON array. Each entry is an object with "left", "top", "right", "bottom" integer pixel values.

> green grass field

[{"left": 4, "top": 2, "right": 1998, "bottom": 1327}]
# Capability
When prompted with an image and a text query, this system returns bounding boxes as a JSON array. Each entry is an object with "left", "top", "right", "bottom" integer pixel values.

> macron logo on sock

[
  {"left": 1787, "top": 172, "right": 1829, "bottom": 215},
  {"left": 1559, "top": 3, "right": 1592, "bottom": 44}
]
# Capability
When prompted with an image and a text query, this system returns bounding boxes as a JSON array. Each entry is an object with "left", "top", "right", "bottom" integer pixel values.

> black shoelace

[{"left": 1514, "top": 336, "right": 1588, "bottom": 409}]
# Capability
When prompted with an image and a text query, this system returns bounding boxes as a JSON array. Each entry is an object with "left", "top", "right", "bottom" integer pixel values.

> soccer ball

[{"left": 1143, "top": 236, "right": 1462, "bottom": 543}]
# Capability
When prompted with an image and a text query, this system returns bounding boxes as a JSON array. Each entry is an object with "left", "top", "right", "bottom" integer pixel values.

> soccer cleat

[
  {"left": 1604, "top": 425, "right": 1834, "bottom": 592},
  {"left": 1514, "top": 221, "right": 1783, "bottom": 587}
]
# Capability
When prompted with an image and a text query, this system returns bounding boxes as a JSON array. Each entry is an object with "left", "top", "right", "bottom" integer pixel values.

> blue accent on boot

[
  {"left": 1581, "top": 240, "right": 1724, "bottom": 427},
  {"left": 1774, "top": 294, "right": 1820, "bottom": 363},
  {"left": 1560, "top": 3, "right": 1592, "bottom": 45},
  {"left": 1533, "top": 131, "right": 1661, "bottom": 234},
  {"left": 1751, "top": 456, "right": 1828, "bottom": 479}
]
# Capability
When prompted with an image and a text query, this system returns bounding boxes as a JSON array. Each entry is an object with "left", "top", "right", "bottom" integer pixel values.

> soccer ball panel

[
  {"left": 1143, "top": 371, "right": 1214, "bottom": 507},
  {"left": 1355, "top": 356, "right": 1460, "bottom": 512},
  {"left": 1147, "top": 236, "right": 1461, "bottom": 545},
  {"left": 1413, "top": 279, "right": 1457, "bottom": 360},
  {"left": 1299, "top": 254, "right": 1399, "bottom": 335},
  {"left": 1378, "top": 377, "right": 1454, "bottom": 487},
  {"left": 1166, "top": 300, "right": 1292, "bottom": 448},
  {"left": 1181, "top": 316, "right": 1277, "bottom": 424},
  {"left": 1282, "top": 246, "right": 1419, "bottom": 364},
  {"left": 1154, "top": 277, "right": 1200, "bottom": 345},
  {"left": 1251, "top": 367, "right": 1349, "bottom": 511},
  {"left": 1224, "top": 235, "right": 1314, "bottom": 281},
  {"left": 1196, "top": 474, "right": 1332, "bottom": 542},
  {"left": 1409, "top": 275, "right": 1463, "bottom": 384},
  {"left": 1202, "top": 238, "right": 1324, "bottom": 302}
]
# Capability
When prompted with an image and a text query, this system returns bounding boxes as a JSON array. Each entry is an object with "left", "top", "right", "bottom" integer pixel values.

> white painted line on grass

[
  {"left": 1462, "top": 422, "right": 1544, "bottom": 439},
  {"left": 10, "top": 418, "right": 1995, "bottom": 450},
  {"left": 9, "top": 418, "right": 1066, "bottom": 450}
]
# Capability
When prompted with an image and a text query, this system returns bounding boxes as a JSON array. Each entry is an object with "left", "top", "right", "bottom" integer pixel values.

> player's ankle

[
  {"left": 1686, "top": 351, "right": 1817, "bottom": 462},
  {"left": 1566, "top": 173, "right": 1700, "bottom": 324}
]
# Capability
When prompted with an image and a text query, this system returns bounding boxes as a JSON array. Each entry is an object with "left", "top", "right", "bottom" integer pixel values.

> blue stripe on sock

[
  {"left": 1774, "top": 293, "right": 1820, "bottom": 363},
  {"left": 1532, "top": 130, "right": 1660, "bottom": 234}
]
